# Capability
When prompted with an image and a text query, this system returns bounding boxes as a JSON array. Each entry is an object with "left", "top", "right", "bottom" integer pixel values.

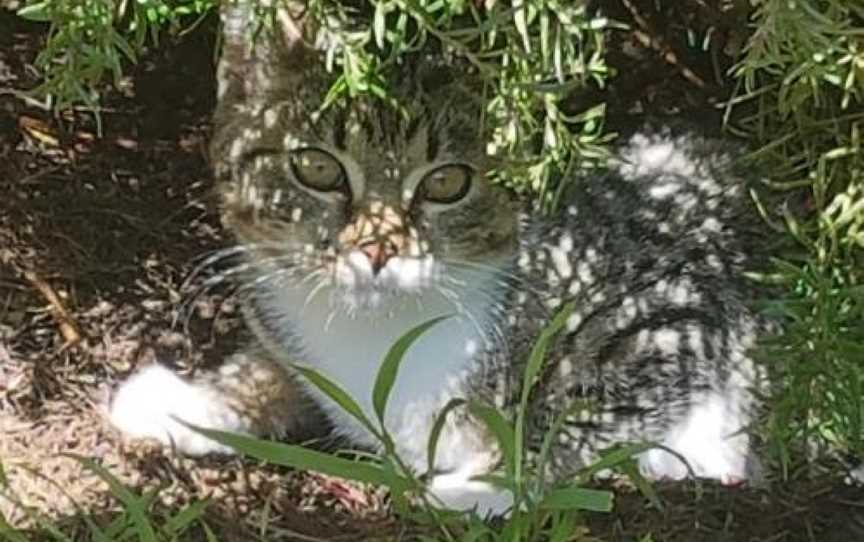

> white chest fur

[{"left": 262, "top": 275, "right": 500, "bottom": 470}]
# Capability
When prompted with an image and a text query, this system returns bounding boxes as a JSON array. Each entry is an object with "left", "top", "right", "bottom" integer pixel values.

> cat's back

[
  {"left": 505, "top": 129, "right": 771, "bottom": 474},
  {"left": 518, "top": 128, "right": 767, "bottom": 318}
]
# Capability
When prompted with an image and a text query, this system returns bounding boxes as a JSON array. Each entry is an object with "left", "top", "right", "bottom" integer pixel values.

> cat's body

[{"left": 109, "top": 5, "right": 770, "bottom": 513}]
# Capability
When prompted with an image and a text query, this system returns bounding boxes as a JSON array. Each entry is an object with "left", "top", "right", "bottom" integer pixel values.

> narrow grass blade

[
  {"left": 426, "top": 398, "right": 466, "bottom": 475},
  {"left": 10, "top": 462, "right": 109, "bottom": 541},
  {"left": 292, "top": 364, "right": 381, "bottom": 441},
  {"left": 576, "top": 441, "right": 658, "bottom": 482},
  {"left": 186, "top": 426, "right": 411, "bottom": 492},
  {"left": 203, "top": 521, "right": 218, "bottom": 542},
  {"left": 373, "top": 315, "right": 451, "bottom": 424},
  {"left": 519, "top": 303, "right": 575, "bottom": 409},
  {"left": 0, "top": 515, "right": 28, "bottom": 542},
  {"left": 468, "top": 401, "right": 515, "bottom": 474},
  {"left": 547, "top": 512, "right": 580, "bottom": 542},
  {"left": 164, "top": 498, "right": 210, "bottom": 536},
  {"left": 64, "top": 454, "right": 157, "bottom": 542},
  {"left": 539, "top": 486, "right": 613, "bottom": 512},
  {"left": 617, "top": 460, "right": 663, "bottom": 511},
  {"left": 515, "top": 303, "right": 575, "bottom": 482}
]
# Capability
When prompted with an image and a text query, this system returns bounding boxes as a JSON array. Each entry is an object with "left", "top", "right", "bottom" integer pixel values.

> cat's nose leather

[{"left": 359, "top": 240, "right": 396, "bottom": 275}]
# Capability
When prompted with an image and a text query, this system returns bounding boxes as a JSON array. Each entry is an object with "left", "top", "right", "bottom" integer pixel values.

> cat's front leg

[
  {"left": 415, "top": 413, "right": 514, "bottom": 517},
  {"left": 109, "top": 349, "right": 314, "bottom": 455}
]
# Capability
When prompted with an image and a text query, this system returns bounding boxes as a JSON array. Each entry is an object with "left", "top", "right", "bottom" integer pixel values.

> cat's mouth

[{"left": 332, "top": 249, "right": 438, "bottom": 308}]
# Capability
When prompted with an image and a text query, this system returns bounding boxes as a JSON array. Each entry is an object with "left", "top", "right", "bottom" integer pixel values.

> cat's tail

[{"left": 108, "top": 351, "right": 312, "bottom": 455}]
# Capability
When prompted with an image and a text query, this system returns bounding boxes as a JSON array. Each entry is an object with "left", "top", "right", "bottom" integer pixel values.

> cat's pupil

[
  {"left": 422, "top": 164, "right": 472, "bottom": 204},
  {"left": 290, "top": 148, "right": 345, "bottom": 192}
]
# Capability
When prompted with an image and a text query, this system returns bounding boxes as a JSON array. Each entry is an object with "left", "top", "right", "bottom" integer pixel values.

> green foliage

[
  {"left": 16, "top": 0, "right": 214, "bottom": 132},
  {"left": 728, "top": 0, "right": 864, "bottom": 469},
  {"left": 16, "top": 0, "right": 611, "bottom": 204},
  {"left": 0, "top": 455, "right": 214, "bottom": 542},
  {"left": 194, "top": 311, "right": 632, "bottom": 541},
  {"left": 9, "top": 0, "right": 864, "bottom": 528}
]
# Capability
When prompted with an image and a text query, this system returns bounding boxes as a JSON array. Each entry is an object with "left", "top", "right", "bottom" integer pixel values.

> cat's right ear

[{"left": 217, "top": 1, "right": 310, "bottom": 105}]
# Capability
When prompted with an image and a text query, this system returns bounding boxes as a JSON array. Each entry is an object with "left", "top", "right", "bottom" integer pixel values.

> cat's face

[{"left": 210, "top": 6, "right": 519, "bottom": 310}]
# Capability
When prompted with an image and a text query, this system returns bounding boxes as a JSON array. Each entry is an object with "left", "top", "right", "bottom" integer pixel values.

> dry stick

[
  {"left": 621, "top": 0, "right": 708, "bottom": 90},
  {"left": 22, "top": 270, "right": 81, "bottom": 347}
]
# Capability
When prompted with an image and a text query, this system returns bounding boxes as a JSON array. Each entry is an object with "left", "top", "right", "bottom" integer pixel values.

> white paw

[
  {"left": 846, "top": 464, "right": 864, "bottom": 486},
  {"left": 428, "top": 471, "right": 513, "bottom": 517},
  {"left": 109, "top": 364, "right": 248, "bottom": 456},
  {"left": 639, "top": 392, "right": 751, "bottom": 484}
]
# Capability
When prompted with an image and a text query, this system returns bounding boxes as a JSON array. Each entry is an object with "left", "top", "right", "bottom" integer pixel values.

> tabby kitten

[{"left": 110, "top": 4, "right": 769, "bottom": 513}]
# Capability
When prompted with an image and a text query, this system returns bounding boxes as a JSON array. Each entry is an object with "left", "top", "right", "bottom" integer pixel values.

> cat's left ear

[{"left": 216, "top": 1, "right": 311, "bottom": 104}]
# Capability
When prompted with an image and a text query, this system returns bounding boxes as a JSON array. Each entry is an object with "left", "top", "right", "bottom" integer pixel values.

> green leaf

[
  {"left": 513, "top": 0, "right": 531, "bottom": 53},
  {"left": 468, "top": 401, "right": 516, "bottom": 474},
  {"left": 292, "top": 364, "right": 382, "bottom": 441},
  {"left": 163, "top": 498, "right": 210, "bottom": 535},
  {"left": 539, "top": 486, "right": 613, "bottom": 512},
  {"left": 617, "top": 459, "right": 663, "bottom": 511},
  {"left": 576, "top": 442, "right": 660, "bottom": 482},
  {"left": 373, "top": 315, "right": 450, "bottom": 424},
  {"left": 16, "top": 1, "right": 51, "bottom": 22},
  {"left": 426, "top": 397, "right": 466, "bottom": 475},
  {"left": 64, "top": 454, "right": 158, "bottom": 542},
  {"left": 184, "top": 426, "right": 412, "bottom": 493},
  {"left": 514, "top": 303, "right": 575, "bottom": 483},
  {"left": 0, "top": 514, "right": 29, "bottom": 542},
  {"left": 373, "top": 0, "right": 387, "bottom": 50},
  {"left": 520, "top": 303, "right": 574, "bottom": 406},
  {"left": 203, "top": 521, "right": 219, "bottom": 542},
  {"left": 547, "top": 512, "right": 580, "bottom": 542}
]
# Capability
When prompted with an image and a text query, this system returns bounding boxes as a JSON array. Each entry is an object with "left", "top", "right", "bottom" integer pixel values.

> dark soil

[{"left": 0, "top": 3, "right": 862, "bottom": 541}]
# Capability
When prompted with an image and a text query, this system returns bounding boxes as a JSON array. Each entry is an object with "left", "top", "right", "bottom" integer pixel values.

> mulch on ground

[{"left": 0, "top": 4, "right": 862, "bottom": 541}]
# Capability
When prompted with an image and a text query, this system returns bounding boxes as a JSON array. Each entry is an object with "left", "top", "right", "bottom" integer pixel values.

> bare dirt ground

[{"left": 1, "top": 5, "right": 863, "bottom": 541}]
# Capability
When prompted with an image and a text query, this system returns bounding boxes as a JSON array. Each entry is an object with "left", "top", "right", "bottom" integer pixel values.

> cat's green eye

[
  {"left": 290, "top": 148, "right": 346, "bottom": 192},
  {"left": 421, "top": 164, "right": 473, "bottom": 204}
]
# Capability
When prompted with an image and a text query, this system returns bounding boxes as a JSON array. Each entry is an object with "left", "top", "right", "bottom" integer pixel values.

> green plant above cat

[{"left": 109, "top": 1, "right": 772, "bottom": 519}]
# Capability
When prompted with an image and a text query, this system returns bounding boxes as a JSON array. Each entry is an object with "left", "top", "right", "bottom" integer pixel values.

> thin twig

[
  {"left": 22, "top": 270, "right": 81, "bottom": 347},
  {"left": 0, "top": 87, "right": 52, "bottom": 110},
  {"left": 621, "top": 0, "right": 708, "bottom": 89}
]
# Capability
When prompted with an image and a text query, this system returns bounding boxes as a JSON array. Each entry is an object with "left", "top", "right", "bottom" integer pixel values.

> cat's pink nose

[{"left": 359, "top": 240, "right": 397, "bottom": 275}]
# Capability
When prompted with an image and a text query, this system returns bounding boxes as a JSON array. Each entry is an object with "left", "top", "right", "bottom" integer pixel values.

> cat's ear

[{"left": 217, "top": 1, "right": 310, "bottom": 104}]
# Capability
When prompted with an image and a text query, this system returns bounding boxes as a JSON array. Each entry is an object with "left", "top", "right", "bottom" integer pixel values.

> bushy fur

[{"left": 110, "top": 4, "right": 772, "bottom": 514}]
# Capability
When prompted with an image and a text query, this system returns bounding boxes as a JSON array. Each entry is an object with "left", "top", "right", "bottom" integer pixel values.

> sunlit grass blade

[
  {"left": 291, "top": 364, "right": 382, "bottom": 441},
  {"left": 467, "top": 401, "right": 516, "bottom": 475},
  {"left": 0, "top": 515, "right": 28, "bottom": 542},
  {"left": 163, "top": 498, "right": 211, "bottom": 537},
  {"left": 184, "top": 425, "right": 412, "bottom": 493},
  {"left": 426, "top": 397, "right": 467, "bottom": 475},
  {"left": 515, "top": 303, "right": 575, "bottom": 484},
  {"left": 575, "top": 442, "right": 660, "bottom": 483},
  {"left": 63, "top": 454, "right": 157, "bottom": 542},
  {"left": 373, "top": 315, "right": 451, "bottom": 425},
  {"left": 539, "top": 486, "right": 613, "bottom": 512},
  {"left": 616, "top": 459, "right": 663, "bottom": 511}
]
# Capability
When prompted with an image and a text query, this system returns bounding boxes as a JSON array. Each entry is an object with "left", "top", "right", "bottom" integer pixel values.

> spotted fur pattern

[{"left": 109, "top": 4, "right": 771, "bottom": 514}]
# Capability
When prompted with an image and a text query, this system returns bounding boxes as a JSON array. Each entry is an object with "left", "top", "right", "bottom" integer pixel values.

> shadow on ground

[{"left": 0, "top": 5, "right": 862, "bottom": 542}]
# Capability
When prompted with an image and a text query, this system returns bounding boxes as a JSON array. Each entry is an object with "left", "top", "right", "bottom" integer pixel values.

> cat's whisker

[
  {"left": 181, "top": 241, "right": 305, "bottom": 292},
  {"left": 179, "top": 254, "right": 305, "bottom": 321},
  {"left": 301, "top": 273, "right": 331, "bottom": 312},
  {"left": 439, "top": 273, "right": 511, "bottom": 323},
  {"left": 433, "top": 284, "right": 498, "bottom": 353},
  {"left": 443, "top": 258, "right": 546, "bottom": 299},
  {"left": 181, "top": 244, "right": 254, "bottom": 290},
  {"left": 323, "top": 309, "right": 338, "bottom": 331}
]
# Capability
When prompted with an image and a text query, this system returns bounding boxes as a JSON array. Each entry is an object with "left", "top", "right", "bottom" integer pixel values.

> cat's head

[{"left": 211, "top": 4, "right": 520, "bottom": 310}]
